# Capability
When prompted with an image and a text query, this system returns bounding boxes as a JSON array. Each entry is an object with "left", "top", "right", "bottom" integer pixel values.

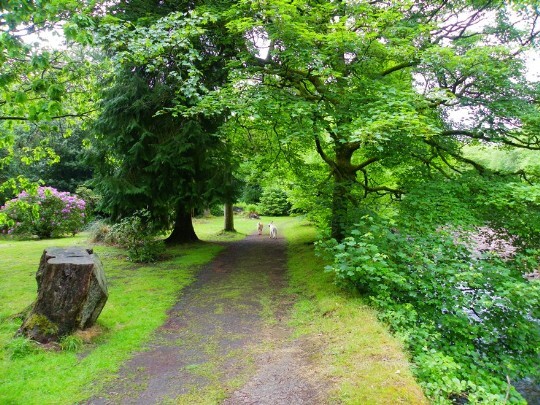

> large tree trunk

[
  {"left": 223, "top": 202, "right": 235, "bottom": 232},
  {"left": 330, "top": 176, "right": 349, "bottom": 241},
  {"left": 166, "top": 203, "right": 198, "bottom": 244},
  {"left": 329, "top": 143, "right": 359, "bottom": 242},
  {"left": 315, "top": 133, "right": 361, "bottom": 242}
]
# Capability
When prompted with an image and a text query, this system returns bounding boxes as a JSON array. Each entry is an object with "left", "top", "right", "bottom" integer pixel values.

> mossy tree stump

[{"left": 18, "top": 247, "right": 108, "bottom": 343}]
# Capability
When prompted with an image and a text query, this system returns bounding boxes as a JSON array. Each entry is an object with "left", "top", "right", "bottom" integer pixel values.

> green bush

[
  {"left": 240, "top": 183, "right": 262, "bottom": 204},
  {"left": 108, "top": 210, "right": 165, "bottom": 263},
  {"left": 258, "top": 188, "right": 291, "bottom": 216},
  {"left": 319, "top": 215, "right": 539, "bottom": 403},
  {"left": 209, "top": 204, "right": 224, "bottom": 216},
  {"left": 86, "top": 219, "right": 112, "bottom": 243}
]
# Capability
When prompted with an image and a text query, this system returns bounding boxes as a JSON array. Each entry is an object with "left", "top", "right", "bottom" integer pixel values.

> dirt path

[{"left": 87, "top": 232, "right": 330, "bottom": 404}]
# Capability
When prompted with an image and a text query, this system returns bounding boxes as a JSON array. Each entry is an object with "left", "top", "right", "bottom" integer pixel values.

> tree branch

[
  {"left": 0, "top": 110, "right": 97, "bottom": 122},
  {"left": 314, "top": 134, "right": 335, "bottom": 168},
  {"left": 351, "top": 156, "right": 380, "bottom": 172},
  {"left": 380, "top": 60, "right": 419, "bottom": 76},
  {"left": 424, "top": 138, "right": 488, "bottom": 173},
  {"left": 441, "top": 129, "right": 540, "bottom": 150}
]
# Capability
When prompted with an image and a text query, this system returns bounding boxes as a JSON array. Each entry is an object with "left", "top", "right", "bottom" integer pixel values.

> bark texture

[
  {"left": 18, "top": 247, "right": 108, "bottom": 343},
  {"left": 224, "top": 202, "right": 235, "bottom": 232}
]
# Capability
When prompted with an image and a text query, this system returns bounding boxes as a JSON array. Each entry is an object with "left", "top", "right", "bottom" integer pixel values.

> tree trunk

[
  {"left": 224, "top": 202, "right": 235, "bottom": 232},
  {"left": 166, "top": 202, "right": 198, "bottom": 244},
  {"left": 329, "top": 143, "right": 358, "bottom": 242},
  {"left": 330, "top": 176, "right": 349, "bottom": 241},
  {"left": 18, "top": 247, "right": 108, "bottom": 343}
]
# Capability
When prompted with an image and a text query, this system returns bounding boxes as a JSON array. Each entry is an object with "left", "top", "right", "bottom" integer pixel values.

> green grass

[
  {"left": 281, "top": 218, "right": 428, "bottom": 404},
  {"left": 0, "top": 216, "right": 262, "bottom": 405},
  {"left": 192, "top": 214, "right": 275, "bottom": 241},
  {"left": 0, "top": 215, "right": 426, "bottom": 404}
]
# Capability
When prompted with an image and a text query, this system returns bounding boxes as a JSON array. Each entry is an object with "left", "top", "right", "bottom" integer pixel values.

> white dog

[{"left": 268, "top": 222, "right": 277, "bottom": 239}]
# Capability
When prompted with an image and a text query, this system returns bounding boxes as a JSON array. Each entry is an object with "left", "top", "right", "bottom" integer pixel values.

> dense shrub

[
  {"left": 319, "top": 215, "right": 539, "bottom": 403},
  {"left": 209, "top": 204, "right": 224, "bottom": 217},
  {"left": 258, "top": 188, "right": 291, "bottom": 216},
  {"left": 107, "top": 210, "right": 165, "bottom": 263},
  {"left": 0, "top": 186, "right": 86, "bottom": 238},
  {"left": 240, "top": 183, "right": 262, "bottom": 204}
]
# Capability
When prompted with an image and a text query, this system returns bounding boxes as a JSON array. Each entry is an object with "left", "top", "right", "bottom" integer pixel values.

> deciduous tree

[{"left": 222, "top": 0, "right": 540, "bottom": 240}]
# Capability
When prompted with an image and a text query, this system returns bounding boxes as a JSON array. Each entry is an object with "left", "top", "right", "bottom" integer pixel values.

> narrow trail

[{"left": 87, "top": 232, "right": 330, "bottom": 404}]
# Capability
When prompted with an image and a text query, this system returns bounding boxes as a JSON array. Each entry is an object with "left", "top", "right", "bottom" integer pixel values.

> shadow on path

[{"left": 87, "top": 232, "right": 329, "bottom": 404}]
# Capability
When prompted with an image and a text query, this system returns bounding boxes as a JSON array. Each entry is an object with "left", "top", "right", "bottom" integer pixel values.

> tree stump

[{"left": 18, "top": 247, "right": 108, "bottom": 343}]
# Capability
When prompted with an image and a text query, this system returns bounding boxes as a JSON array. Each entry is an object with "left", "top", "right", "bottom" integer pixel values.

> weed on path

[{"left": 87, "top": 232, "right": 330, "bottom": 404}]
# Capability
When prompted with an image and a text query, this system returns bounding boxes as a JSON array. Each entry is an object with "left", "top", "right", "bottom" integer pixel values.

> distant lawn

[{"left": 0, "top": 215, "right": 426, "bottom": 404}]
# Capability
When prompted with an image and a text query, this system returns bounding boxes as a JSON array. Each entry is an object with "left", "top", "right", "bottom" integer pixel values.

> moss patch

[{"left": 21, "top": 312, "right": 59, "bottom": 337}]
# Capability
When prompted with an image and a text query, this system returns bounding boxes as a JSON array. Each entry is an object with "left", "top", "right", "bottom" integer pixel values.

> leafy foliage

[
  {"left": 89, "top": 1, "right": 245, "bottom": 240},
  {"left": 240, "top": 183, "right": 262, "bottom": 204},
  {"left": 319, "top": 174, "right": 540, "bottom": 403},
  {"left": 0, "top": 125, "right": 93, "bottom": 194},
  {"left": 89, "top": 69, "right": 226, "bottom": 228},
  {"left": 401, "top": 174, "right": 540, "bottom": 251},
  {"left": 0, "top": 0, "right": 97, "bottom": 126},
  {"left": 2, "top": 1, "right": 540, "bottom": 402},
  {"left": 258, "top": 188, "right": 291, "bottom": 216},
  {"left": 107, "top": 210, "right": 165, "bottom": 263},
  {"left": 219, "top": 0, "right": 540, "bottom": 240}
]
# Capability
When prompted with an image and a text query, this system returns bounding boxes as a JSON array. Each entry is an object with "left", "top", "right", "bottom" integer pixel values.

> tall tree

[
  {"left": 91, "top": 1, "right": 244, "bottom": 242},
  {"left": 90, "top": 68, "right": 228, "bottom": 243},
  {"left": 222, "top": 0, "right": 540, "bottom": 240}
]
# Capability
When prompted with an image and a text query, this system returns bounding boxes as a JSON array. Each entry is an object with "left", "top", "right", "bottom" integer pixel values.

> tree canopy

[{"left": 212, "top": 0, "right": 540, "bottom": 238}]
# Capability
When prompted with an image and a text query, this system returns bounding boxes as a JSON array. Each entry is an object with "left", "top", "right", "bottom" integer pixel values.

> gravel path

[{"left": 86, "top": 232, "right": 330, "bottom": 404}]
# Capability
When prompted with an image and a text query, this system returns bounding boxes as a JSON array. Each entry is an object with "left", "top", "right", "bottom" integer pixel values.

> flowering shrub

[{"left": 0, "top": 187, "right": 86, "bottom": 238}]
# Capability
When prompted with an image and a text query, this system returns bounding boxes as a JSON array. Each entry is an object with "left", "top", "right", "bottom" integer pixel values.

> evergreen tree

[
  {"left": 90, "top": 0, "right": 243, "bottom": 242},
  {"left": 90, "top": 69, "right": 228, "bottom": 243}
]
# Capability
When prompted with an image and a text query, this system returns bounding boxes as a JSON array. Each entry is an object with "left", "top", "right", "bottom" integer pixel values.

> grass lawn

[
  {"left": 0, "top": 216, "right": 257, "bottom": 404},
  {"left": 0, "top": 215, "right": 425, "bottom": 404},
  {"left": 282, "top": 218, "right": 427, "bottom": 404}
]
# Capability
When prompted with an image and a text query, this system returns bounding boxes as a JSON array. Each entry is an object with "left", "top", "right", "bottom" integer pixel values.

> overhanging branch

[
  {"left": 441, "top": 129, "right": 540, "bottom": 150},
  {"left": 351, "top": 156, "right": 380, "bottom": 172},
  {"left": 380, "top": 59, "right": 419, "bottom": 76},
  {"left": 425, "top": 138, "right": 488, "bottom": 173},
  {"left": 0, "top": 110, "right": 97, "bottom": 122}
]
